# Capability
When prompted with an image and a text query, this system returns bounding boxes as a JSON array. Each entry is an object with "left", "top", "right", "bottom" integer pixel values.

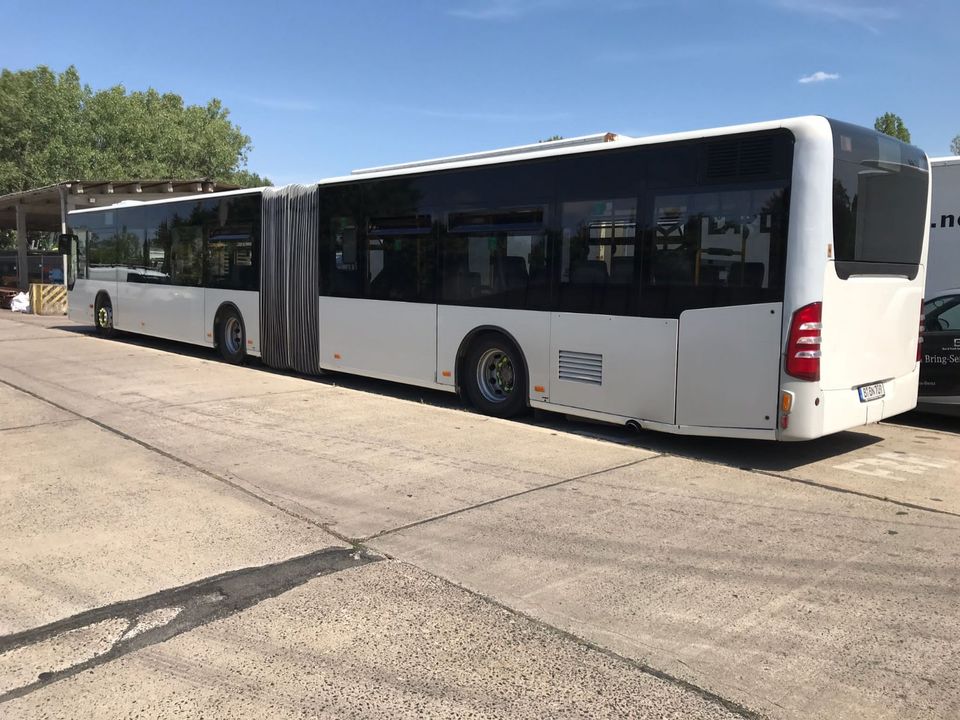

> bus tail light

[
  {"left": 779, "top": 390, "right": 795, "bottom": 430},
  {"left": 786, "top": 302, "right": 822, "bottom": 381},
  {"left": 917, "top": 300, "right": 924, "bottom": 362}
]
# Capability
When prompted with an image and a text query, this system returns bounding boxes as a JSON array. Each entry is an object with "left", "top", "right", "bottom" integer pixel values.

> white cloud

[
  {"left": 776, "top": 0, "right": 898, "bottom": 32},
  {"left": 235, "top": 95, "right": 318, "bottom": 112},
  {"left": 798, "top": 71, "right": 841, "bottom": 84},
  {"left": 448, "top": 0, "right": 550, "bottom": 20},
  {"left": 388, "top": 104, "right": 571, "bottom": 123},
  {"left": 447, "top": 0, "right": 661, "bottom": 20}
]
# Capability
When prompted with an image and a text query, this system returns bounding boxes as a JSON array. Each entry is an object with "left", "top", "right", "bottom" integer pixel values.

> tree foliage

[
  {"left": 951, "top": 135, "right": 960, "bottom": 156},
  {"left": 0, "top": 65, "right": 270, "bottom": 196},
  {"left": 873, "top": 112, "right": 911, "bottom": 143}
]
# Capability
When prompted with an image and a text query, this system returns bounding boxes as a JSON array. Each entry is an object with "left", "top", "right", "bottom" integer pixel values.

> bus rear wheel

[
  {"left": 94, "top": 295, "right": 114, "bottom": 338},
  {"left": 217, "top": 308, "right": 246, "bottom": 365},
  {"left": 463, "top": 334, "right": 527, "bottom": 419}
]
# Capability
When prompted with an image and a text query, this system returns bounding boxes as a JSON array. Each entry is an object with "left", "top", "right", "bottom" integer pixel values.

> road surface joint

[
  {"left": 363, "top": 456, "right": 659, "bottom": 543},
  {"left": 391, "top": 559, "right": 765, "bottom": 720}
]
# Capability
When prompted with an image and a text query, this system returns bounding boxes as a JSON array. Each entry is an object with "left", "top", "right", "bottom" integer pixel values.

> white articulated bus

[{"left": 63, "top": 116, "right": 930, "bottom": 440}]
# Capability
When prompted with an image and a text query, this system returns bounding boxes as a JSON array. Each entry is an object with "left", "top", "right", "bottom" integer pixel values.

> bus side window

[
  {"left": 84, "top": 212, "right": 119, "bottom": 282},
  {"left": 365, "top": 215, "right": 435, "bottom": 303},
  {"left": 441, "top": 209, "right": 549, "bottom": 310},
  {"left": 320, "top": 216, "right": 362, "bottom": 298},
  {"left": 169, "top": 214, "right": 204, "bottom": 287},
  {"left": 557, "top": 198, "right": 637, "bottom": 315},
  {"left": 644, "top": 186, "right": 788, "bottom": 316}
]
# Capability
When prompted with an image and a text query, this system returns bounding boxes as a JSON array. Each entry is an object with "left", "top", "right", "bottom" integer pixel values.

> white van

[{"left": 920, "top": 157, "right": 960, "bottom": 413}]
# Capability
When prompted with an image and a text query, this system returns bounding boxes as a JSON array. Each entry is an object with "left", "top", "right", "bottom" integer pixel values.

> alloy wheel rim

[
  {"left": 224, "top": 317, "right": 242, "bottom": 354},
  {"left": 97, "top": 305, "right": 112, "bottom": 328},
  {"left": 476, "top": 348, "right": 515, "bottom": 404}
]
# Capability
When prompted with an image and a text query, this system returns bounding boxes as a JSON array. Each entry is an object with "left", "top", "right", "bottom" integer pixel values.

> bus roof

[
  {"left": 315, "top": 115, "right": 830, "bottom": 185},
  {"left": 930, "top": 156, "right": 960, "bottom": 167},
  {"left": 69, "top": 115, "right": 841, "bottom": 218},
  {"left": 69, "top": 186, "right": 267, "bottom": 216}
]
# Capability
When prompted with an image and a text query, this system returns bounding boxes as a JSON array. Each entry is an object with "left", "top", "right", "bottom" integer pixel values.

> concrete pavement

[
  {"left": 1, "top": 311, "right": 959, "bottom": 719},
  {"left": 4, "top": 562, "right": 743, "bottom": 720},
  {"left": 374, "top": 454, "right": 960, "bottom": 719}
]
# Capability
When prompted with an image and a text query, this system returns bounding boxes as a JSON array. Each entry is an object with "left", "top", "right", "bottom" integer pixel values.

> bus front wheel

[
  {"left": 217, "top": 307, "right": 246, "bottom": 365},
  {"left": 94, "top": 295, "right": 114, "bottom": 338},
  {"left": 463, "top": 334, "right": 528, "bottom": 419}
]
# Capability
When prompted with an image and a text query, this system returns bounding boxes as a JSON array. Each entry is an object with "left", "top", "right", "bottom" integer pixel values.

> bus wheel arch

[
  {"left": 214, "top": 303, "right": 246, "bottom": 364},
  {"left": 457, "top": 327, "right": 530, "bottom": 418},
  {"left": 94, "top": 291, "right": 114, "bottom": 337}
]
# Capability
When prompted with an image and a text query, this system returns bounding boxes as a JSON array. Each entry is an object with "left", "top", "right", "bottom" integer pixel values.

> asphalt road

[{"left": 1, "top": 311, "right": 958, "bottom": 719}]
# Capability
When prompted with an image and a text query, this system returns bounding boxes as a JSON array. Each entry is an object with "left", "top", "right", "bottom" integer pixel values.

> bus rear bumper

[{"left": 780, "top": 366, "right": 919, "bottom": 440}]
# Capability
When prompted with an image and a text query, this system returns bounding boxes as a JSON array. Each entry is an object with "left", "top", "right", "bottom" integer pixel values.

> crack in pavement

[
  {"left": 0, "top": 419, "right": 79, "bottom": 434},
  {"left": 0, "top": 547, "right": 378, "bottom": 704},
  {"left": 0, "top": 336, "right": 86, "bottom": 342},
  {"left": 363, "top": 457, "right": 657, "bottom": 542}
]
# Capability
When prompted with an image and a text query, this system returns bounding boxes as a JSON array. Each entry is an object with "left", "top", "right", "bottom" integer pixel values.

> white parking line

[{"left": 833, "top": 452, "right": 955, "bottom": 480}]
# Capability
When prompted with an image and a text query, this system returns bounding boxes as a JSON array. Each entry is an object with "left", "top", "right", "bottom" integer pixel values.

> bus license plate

[{"left": 858, "top": 383, "right": 885, "bottom": 402}]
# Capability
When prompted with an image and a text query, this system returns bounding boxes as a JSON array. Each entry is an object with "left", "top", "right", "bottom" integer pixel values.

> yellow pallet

[{"left": 29, "top": 283, "right": 68, "bottom": 315}]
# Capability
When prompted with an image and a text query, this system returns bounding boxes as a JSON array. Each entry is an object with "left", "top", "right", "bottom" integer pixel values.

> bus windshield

[{"left": 829, "top": 119, "right": 929, "bottom": 277}]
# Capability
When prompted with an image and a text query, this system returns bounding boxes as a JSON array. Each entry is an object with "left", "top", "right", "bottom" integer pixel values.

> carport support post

[
  {"left": 59, "top": 185, "right": 69, "bottom": 286},
  {"left": 16, "top": 202, "right": 28, "bottom": 291}
]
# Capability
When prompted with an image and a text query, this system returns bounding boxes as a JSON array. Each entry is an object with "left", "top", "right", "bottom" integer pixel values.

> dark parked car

[{"left": 919, "top": 288, "right": 960, "bottom": 415}]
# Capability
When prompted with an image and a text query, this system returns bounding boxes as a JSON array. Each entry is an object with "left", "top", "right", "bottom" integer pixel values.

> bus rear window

[{"left": 829, "top": 119, "right": 929, "bottom": 278}]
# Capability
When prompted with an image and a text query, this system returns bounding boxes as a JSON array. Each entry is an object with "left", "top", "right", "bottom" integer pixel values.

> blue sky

[{"left": 4, "top": 0, "right": 958, "bottom": 185}]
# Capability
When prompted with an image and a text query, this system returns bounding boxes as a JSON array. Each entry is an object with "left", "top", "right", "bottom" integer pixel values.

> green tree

[
  {"left": 951, "top": 134, "right": 960, "bottom": 156},
  {"left": 873, "top": 112, "right": 911, "bottom": 143},
  {"left": 538, "top": 135, "right": 564, "bottom": 143},
  {"left": 0, "top": 65, "right": 271, "bottom": 197}
]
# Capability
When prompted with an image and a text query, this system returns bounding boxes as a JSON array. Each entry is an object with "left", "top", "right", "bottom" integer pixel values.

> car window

[{"left": 925, "top": 295, "right": 960, "bottom": 332}]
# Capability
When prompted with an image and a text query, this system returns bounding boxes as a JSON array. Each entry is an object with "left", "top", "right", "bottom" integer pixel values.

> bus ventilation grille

[
  {"left": 706, "top": 136, "right": 774, "bottom": 179},
  {"left": 558, "top": 350, "right": 603, "bottom": 385}
]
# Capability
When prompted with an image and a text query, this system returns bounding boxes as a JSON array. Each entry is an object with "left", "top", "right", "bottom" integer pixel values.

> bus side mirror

[
  {"left": 59, "top": 234, "right": 79, "bottom": 289},
  {"left": 58, "top": 234, "right": 78, "bottom": 256}
]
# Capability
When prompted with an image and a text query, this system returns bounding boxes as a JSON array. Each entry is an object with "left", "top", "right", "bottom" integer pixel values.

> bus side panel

[
  {"left": 548, "top": 313, "right": 677, "bottom": 424},
  {"left": 68, "top": 279, "right": 105, "bottom": 326},
  {"left": 114, "top": 282, "right": 205, "bottom": 345},
  {"left": 203, "top": 289, "right": 261, "bottom": 354},
  {"left": 320, "top": 296, "right": 437, "bottom": 386},
  {"left": 436, "top": 306, "right": 551, "bottom": 401},
  {"left": 676, "top": 303, "right": 782, "bottom": 430}
]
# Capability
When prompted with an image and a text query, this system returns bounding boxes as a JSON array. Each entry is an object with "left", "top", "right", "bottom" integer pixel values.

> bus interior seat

[
  {"left": 331, "top": 268, "right": 361, "bottom": 295},
  {"left": 651, "top": 252, "right": 692, "bottom": 285},
  {"left": 570, "top": 259, "right": 608, "bottom": 285},
  {"left": 238, "top": 264, "right": 255, "bottom": 287},
  {"left": 727, "top": 261, "right": 765, "bottom": 287},
  {"left": 493, "top": 255, "right": 529, "bottom": 293},
  {"left": 443, "top": 258, "right": 481, "bottom": 300},
  {"left": 609, "top": 256, "right": 634, "bottom": 284},
  {"left": 698, "top": 264, "right": 722, "bottom": 285}
]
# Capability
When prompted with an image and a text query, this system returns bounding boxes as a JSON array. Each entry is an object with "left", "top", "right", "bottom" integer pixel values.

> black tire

[
  {"left": 94, "top": 294, "right": 114, "bottom": 338},
  {"left": 217, "top": 307, "right": 246, "bottom": 364},
  {"left": 463, "top": 333, "right": 528, "bottom": 419}
]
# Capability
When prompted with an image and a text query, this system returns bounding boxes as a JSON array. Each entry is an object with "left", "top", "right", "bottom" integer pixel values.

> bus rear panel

[{"left": 780, "top": 119, "right": 929, "bottom": 439}]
